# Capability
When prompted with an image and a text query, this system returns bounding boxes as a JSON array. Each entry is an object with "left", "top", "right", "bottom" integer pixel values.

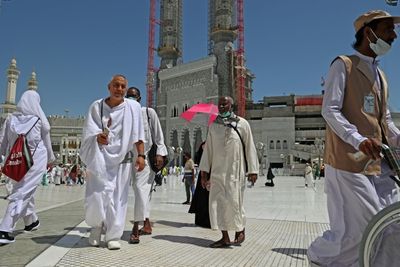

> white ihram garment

[
  {"left": 199, "top": 116, "right": 258, "bottom": 231},
  {"left": 0, "top": 90, "right": 54, "bottom": 232},
  {"left": 308, "top": 53, "right": 400, "bottom": 266},
  {"left": 132, "top": 107, "right": 167, "bottom": 222},
  {"left": 304, "top": 165, "right": 313, "bottom": 186},
  {"left": 80, "top": 99, "right": 143, "bottom": 241}
]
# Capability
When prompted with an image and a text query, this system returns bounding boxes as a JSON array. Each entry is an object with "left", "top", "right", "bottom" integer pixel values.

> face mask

[
  {"left": 126, "top": 95, "right": 139, "bottom": 102},
  {"left": 368, "top": 30, "right": 391, "bottom": 56},
  {"left": 219, "top": 111, "right": 231, "bottom": 118}
]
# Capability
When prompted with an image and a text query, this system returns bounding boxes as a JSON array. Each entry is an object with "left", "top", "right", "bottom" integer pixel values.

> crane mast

[{"left": 235, "top": 0, "right": 246, "bottom": 117}]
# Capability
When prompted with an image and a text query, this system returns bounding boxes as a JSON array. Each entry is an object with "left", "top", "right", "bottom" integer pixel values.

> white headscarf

[{"left": 15, "top": 90, "right": 50, "bottom": 133}]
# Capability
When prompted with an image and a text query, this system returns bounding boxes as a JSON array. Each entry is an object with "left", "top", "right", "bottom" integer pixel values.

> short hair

[
  {"left": 219, "top": 95, "right": 234, "bottom": 105},
  {"left": 110, "top": 74, "right": 127, "bottom": 82},
  {"left": 128, "top": 86, "right": 141, "bottom": 97},
  {"left": 226, "top": 96, "right": 234, "bottom": 105},
  {"left": 108, "top": 74, "right": 127, "bottom": 88},
  {"left": 352, "top": 19, "right": 385, "bottom": 49}
]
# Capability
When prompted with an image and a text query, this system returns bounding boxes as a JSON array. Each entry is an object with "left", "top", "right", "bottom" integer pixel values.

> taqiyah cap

[{"left": 354, "top": 10, "right": 400, "bottom": 32}]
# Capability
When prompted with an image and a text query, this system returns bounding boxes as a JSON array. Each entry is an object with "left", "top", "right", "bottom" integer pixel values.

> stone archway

[
  {"left": 193, "top": 128, "right": 203, "bottom": 154},
  {"left": 170, "top": 129, "right": 179, "bottom": 148},
  {"left": 182, "top": 129, "right": 192, "bottom": 157}
]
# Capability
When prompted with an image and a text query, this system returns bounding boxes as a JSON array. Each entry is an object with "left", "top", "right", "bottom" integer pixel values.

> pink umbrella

[{"left": 180, "top": 103, "right": 218, "bottom": 126}]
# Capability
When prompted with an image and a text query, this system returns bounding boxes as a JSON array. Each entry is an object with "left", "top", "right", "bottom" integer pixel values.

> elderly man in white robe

[
  {"left": 0, "top": 90, "right": 55, "bottom": 244},
  {"left": 125, "top": 87, "right": 168, "bottom": 244},
  {"left": 200, "top": 96, "right": 258, "bottom": 248},
  {"left": 80, "top": 75, "right": 145, "bottom": 250}
]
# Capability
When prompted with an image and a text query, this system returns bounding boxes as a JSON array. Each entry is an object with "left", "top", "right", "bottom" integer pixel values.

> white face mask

[{"left": 368, "top": 29, "right": 391, "bottom": 56}]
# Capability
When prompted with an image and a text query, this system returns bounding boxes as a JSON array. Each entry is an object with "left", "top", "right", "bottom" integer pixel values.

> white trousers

[
  {"left": 308, "top": 163, "right": 398, "bottom": 267},
  {"left": 305, "top": 173, "right": 314, "bottom": 186},
  {"left": 132, "top": 161, "right": 154, "bottom": 222},
  {"left": 0, "top": 166, "right": 45, "bottom": 233},
  {"left": 5, "top": 177, "right": 14, "bottom": 195},
  {"left": 85, "top": 163, "right": 131, "bottom": 242}
]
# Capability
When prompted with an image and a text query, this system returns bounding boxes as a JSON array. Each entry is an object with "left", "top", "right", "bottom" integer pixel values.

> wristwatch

[{"left": 138, "top": 154, "right": 146, "bottom": 160}]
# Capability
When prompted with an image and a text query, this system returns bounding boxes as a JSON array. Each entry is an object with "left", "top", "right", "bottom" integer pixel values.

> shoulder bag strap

[
  {"left": 228, "top": 121, "right": 248, "bottom": 173},
  {"left": 100, "top": 99, "right": 104, "bottom": 131},
  {"left": 24, "top": 118, "right": 41, "bottom": 156},
  {"left": 146, "top": 107, "right": 155, "bottom": 144},
  {"left": 25, "top": 118, "right": 40, "bottom": 135}
]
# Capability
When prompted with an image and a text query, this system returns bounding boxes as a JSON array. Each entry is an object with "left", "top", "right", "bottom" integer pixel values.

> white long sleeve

[{"left": 321, "top": 53, "right": 400, "bottom": 150}]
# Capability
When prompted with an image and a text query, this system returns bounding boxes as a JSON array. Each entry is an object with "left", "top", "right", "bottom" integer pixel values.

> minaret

[
  {"left": 1, "top": 58, "right": 20, "bottom": 117},
  {"left": 157, "top": 0, "right": 183, "bottom": 131},
  {"left": 209, "top": 0, "right": 237, "bottom": 97},
  {"left": 28, "top": 71, "right": 38, "bottom": 91},
  {"left": 157, "top": 0, "right": 183, "bottom": 70}
]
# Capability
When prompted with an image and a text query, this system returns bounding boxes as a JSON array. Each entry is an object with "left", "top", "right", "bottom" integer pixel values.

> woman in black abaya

[{"left": 188, "top": 142, "right": 210, "bottom": 228}]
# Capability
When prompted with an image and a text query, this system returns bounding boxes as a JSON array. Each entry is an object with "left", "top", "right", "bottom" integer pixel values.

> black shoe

[
  {"left": 24, "top": 220, "right": 40, "bottom": 232},
  {"left": 0, "top": 231, "right": 15, "bottom": 244},
  {"left": 182, "top": 201, "right": 189, "bottom": 205}
]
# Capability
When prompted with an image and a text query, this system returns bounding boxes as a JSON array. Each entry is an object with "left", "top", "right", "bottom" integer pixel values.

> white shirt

[{"left": 321, "top": 51, "right": 400, "bottom": 151}]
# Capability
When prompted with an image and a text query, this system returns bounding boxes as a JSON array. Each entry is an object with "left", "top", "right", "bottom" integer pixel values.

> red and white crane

[
  {"left": 235, "top": 0, "right": 246, "bottom": 117},
  {"left": 146, "top": 0, "right": 157, "bottom": 107}
]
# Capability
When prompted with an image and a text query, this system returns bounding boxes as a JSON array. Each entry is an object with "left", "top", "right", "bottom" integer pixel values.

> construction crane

[
  {"left": 146, "top": 0, "right": 157, "bottom": 107},
  {"left": 235, "top": 0, "right": 246, "bottom": 117}
]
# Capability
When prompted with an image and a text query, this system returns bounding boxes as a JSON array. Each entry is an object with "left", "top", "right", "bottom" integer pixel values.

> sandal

[
  {"left": 138, "top": 228, "right": 152, "bottom": 235},
  {"left": 209, "top": 238, "right": 231, "bottom": 248},
  {"left": 129, "top": 233, "right": 140, "bottom": 244},
  {"left": 129, "top": 229, "right": 140, "bottom": 244},
  {"left": 233, "top": 228, "right": 245, "bottom": 246}
]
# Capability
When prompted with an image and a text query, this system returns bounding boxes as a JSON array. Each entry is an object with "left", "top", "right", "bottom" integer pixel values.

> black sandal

[
  {"left": 129, "top": 233, "right": 140, "bottom": 244},
  {"left": 209, "top": 238, "right": 231, "bottom": 248},
  {"left": 233, "top": 228, "right": 245, "bottom": 246},
  {"left": 129, "top": 228, "right": 140, "bottom": 244}
]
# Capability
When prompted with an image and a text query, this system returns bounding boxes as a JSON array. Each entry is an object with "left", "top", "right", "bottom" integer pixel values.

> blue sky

[{"left": 1, "top": 0, "right": 400, "bottom": 116}]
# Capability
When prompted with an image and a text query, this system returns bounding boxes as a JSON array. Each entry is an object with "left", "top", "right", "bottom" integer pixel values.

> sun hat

[{"left": 354, "top": 10, "right": 400, "bottom": 32}]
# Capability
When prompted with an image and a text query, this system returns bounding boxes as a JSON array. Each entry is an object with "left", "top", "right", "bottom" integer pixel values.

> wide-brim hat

[{"left": 354, "top": 10, "right": 400, "bottom": 32}]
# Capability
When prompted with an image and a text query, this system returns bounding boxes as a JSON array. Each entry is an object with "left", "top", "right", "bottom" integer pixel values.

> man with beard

[{"left": 200, "top": 96, "right": 258, "bottom": 248}]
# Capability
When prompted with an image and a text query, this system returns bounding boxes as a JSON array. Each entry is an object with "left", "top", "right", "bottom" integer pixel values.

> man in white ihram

[
  {"left": 125, "top": 87, "right": 168, "bottom": 244},
  {"left": 80, "top": 75, "right": 145, "bottom": 250}
]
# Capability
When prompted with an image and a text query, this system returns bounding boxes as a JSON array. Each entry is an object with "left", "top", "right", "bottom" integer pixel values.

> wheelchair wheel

[{"left": 359, "top": 202, "right": 400, "bottom": 267}]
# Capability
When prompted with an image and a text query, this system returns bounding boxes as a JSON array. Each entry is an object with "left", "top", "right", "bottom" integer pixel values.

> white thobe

[
  {"left": 199, "top": 116, "right": 258, "bottom": 231},
  {"left": 80, "top": 98, "right": 143, "bottom": 242},
  {"left": 132, "top": 107, "right": 167, "bottom": 222},
  {"left": 0, "top": 114, "right": 54, "bottom": 232},
  {"left": 308, "top": 52, "right": 400, "bottom": 267},
  {"left": 304, "top": 165, "right": 313, "bottom": 186},
  {"left": 52, "top": 165, "right": 62, "bottom": 185}
]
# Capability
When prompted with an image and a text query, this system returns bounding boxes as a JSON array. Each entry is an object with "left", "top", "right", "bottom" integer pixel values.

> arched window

[
  {"left": 276, "top": 140, "right": 281, "bottom": 150},
  {"left": 283, "top": 140, "right": 288, "bottom": 149},
  {"left": 269, "top": 140, "right": 274, "bottom": 150}
]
